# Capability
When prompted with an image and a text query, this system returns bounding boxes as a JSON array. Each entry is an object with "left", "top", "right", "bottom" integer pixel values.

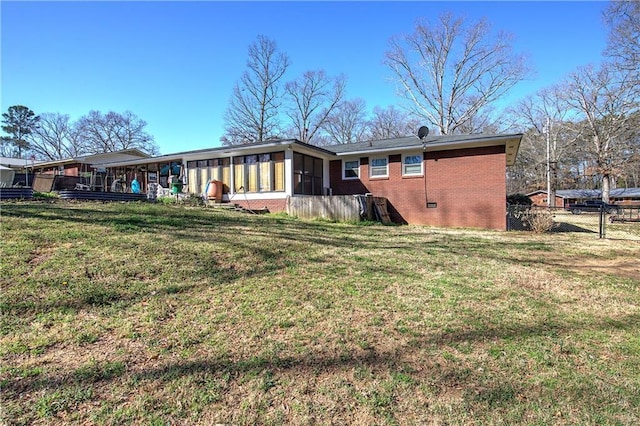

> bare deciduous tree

[
  {"left": 564, "top": 63, "right": 639, "bottom": 202},
  {"left": 221, "top": 35, "right": 290, "bottom": 145},
  {"left": 602, "top": 0, "right": 640, "bottom": 191},
  {"left": 321, "top": 98, "right": 370, "bottom": 145},
  {"left": 284, "top": 70, "right": 346, "bottom": 144},
  {"left": 619, "top": 121, "right": 640, "bottom": 187},
  {"left": 366, "top": 105, "right": 421, "bottom": 140},
  {"left": 604, "top": 0, "right": 639, "bottom": 78},
  {"left": 384, "top": 13, "right": 529, "bottom": 135},
  {"left": 27, "top": 113, "right": 84, "bottom": 160},
  {"left": 76, "top": 110, "right": 158, "bottom": 155},
  {"left": 508, "top": 87, "right": 580, "bottom": 202}
]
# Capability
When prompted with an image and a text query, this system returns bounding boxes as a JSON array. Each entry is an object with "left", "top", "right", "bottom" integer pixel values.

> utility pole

[{"left": 546, "top": 117, "right": 551, "bottom": 208}]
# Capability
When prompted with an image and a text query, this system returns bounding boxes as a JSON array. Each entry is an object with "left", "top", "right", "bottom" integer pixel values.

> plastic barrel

[{"left": 206, "top": 180, "right": 223, "bottom": 202}]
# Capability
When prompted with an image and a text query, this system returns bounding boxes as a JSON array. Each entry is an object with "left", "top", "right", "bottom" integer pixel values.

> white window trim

[
  {"left": 402, "top": 153, "right": 424, "bottom": 176},
  {"left": 342, "top": 159, "right": 360, "bottom": 180},
  {"left": 369, "top": 156, "right": 389, "bottom": 178}
]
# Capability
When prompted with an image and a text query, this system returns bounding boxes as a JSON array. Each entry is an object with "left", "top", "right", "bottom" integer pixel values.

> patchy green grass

[{"left": 1, "top": 200, "right": 639, "bottom": 425}]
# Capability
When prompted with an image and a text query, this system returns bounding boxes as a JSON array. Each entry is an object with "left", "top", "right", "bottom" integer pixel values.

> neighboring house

[
  {"left": 610, "top": 188, "right": 640, "bottom": 206},
  {"left": 527, "top": 188, "right": 640, "bottom": 208},
  {"left": 527, "top": 190, "right": 578, "bottom": 208},
  {"left": 96, "top": 133, "right": 522, "bottom": 230}
]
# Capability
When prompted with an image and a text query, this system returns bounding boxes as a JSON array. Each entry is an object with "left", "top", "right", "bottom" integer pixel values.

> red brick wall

[
  {"left": 233, "top": 198, "right": 287, "bottom": 213},
  {"left": 330, "top": 146, "right": 508, "bottom": 230},
  {"left": 36, "top": 164, "right": 81, "bottom": 176},
  {"left": 529, "top": 193, "right": 565, "bottom": 208},
  {"left": 64, "top": 165, "right": 80, "bottom": 177}
]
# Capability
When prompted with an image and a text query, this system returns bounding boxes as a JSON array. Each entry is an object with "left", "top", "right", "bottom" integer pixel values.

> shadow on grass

[
  {"left": 0, "top": 202, "right": 365, "bottom": 249},
  {"left": 550, "top": 222, "right": 596, "bottom": 233},
  {"left": 5, "top": 311, "right": 638, "bottom": 399},
  {"left": 4, "top": 201, "right": 620, "bottom": 318}
]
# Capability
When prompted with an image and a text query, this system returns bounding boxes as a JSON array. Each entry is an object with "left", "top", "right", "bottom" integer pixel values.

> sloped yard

[{"left": 1, "top": 201, "right": 639, "bottom": 425}]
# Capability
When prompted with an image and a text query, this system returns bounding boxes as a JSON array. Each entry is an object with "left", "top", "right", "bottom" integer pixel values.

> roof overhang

[
  {"left": 332, "top": 134, "right": 522, "bottom": 166},
  {"left": 72, "top": 134, "right": 524, "bottom": 169},
  {"left": 29, "top": 149, "right": 151, "bottom": 169},
  {"left": 30, "top": 158, "right": 78, "bottom": 168},
  {"left": 98, "top": 139, "right": 337, "bottom": 168}
]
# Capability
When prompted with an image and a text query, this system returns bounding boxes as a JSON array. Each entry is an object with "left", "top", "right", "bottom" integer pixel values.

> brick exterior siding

[
  {"left": 233, "top": 198, "right": 287, "bottom": 213},
  {"left": 529, "top": 192, "right": 566, "bottom": 208},
  {"left": 330, "top": 146, "right": 508, "bottom": 230}
]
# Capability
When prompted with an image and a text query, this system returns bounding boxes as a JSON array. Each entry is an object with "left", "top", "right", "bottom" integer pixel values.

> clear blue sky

[{"left": 1, "top": 1, "right": 609, "bottom": 155}]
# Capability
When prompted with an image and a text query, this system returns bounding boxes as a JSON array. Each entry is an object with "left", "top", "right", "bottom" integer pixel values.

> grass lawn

[{"left": 1, "top": 200, "right": 639, "bottom": 425}]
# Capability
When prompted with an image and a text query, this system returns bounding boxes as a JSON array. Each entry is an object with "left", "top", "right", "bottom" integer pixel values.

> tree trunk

[{"left": 602, "top": 174, "right": 611, "bottom": 203}]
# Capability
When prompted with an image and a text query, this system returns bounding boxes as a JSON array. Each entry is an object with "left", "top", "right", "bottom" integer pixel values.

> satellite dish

[{"left": 418, "top": 126, "right": 429, "bottom": 140}]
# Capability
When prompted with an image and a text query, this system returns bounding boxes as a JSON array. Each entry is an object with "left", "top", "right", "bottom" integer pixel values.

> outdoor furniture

[
  {"left": 75, "top": 183, "right": 91, "bottom": 191},
  {"left": 156, "top": 184, "right": 172, "bottom": 197}
]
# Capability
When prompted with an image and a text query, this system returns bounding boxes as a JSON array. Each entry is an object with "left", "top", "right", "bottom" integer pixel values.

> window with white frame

[
  {"left": 369, "top": 156, "right": 388, "bottom": 178},
  {"left": 402, "top": 154, "right": 423, "bottom": 176},
  {"left": 343, "top": 159, "right": 360, "bottom": 179}
]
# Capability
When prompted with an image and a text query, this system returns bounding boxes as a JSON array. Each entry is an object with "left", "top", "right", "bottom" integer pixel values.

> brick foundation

[{"left": 232, "top": 198, "right": 287, "bottom": 213}]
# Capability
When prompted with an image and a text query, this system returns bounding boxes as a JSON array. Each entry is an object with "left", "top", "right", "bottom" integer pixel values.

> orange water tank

[{"left": 206, "top": 180, "right": 223, "bottom": 202}]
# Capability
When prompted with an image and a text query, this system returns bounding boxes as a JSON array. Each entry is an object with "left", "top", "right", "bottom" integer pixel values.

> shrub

[
  {"left": 507, "top": 193, "right": 533, "bottom": 206},
  {"left": 33, "top": 191, "right": 59, "bottom": 199},
  {"left": 523, "top": 209, "right": 555, "bottom": 233}
]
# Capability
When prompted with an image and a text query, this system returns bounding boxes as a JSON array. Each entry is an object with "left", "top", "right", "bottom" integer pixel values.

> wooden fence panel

[
  {"left": 286, "top": 195, "right": 361, "bottom": 222},
  {"left": 32, "top": 174, "right": 56, "bottom": 192}
]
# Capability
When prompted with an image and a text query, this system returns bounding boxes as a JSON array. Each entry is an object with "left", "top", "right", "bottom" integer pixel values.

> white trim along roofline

[
  {"left": 29, "top": 133, "right": 523, "bottom": 170},
  {"left": 99, "top": 139, "right": 337, "bottom": 168},
  {"left": 331, "top": 134, "right": 522, "bottom": 166}
]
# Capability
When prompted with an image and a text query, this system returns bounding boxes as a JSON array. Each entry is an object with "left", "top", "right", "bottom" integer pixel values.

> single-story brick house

[
  {"left": 526, "top": 190, "right": 571, "bottom": 208},
  {"left": 31, "top": 132, "right": 522, "bottom": 230},
  {"left": 528, "top": 188, "right": 640, "bottom": 208}
]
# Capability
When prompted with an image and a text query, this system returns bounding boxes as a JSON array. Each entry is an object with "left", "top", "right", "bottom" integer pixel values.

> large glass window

[
  {"left": 370, "top": 156, "right": 388, "bottom": 178},
  {"left": 402, "top": 154, "right": 423, "bottom": 176},
  {"left": 159, "top": 161, "right": 181, "bottom": 187},
  {"left": 214, "top": 158, "right": 231, "bottom": 188},
  {"left": 313, "top": 157, "right": 323, "bottom": 195},
  {"left": 273, "top": 152, "right": 285, "bottom": 191},
  {"left": 233, "top": 152, "right": 285, "bottom": 193},
  {"left": 246, "top": 155, "right": 259, "bottom": 192},
  {"left": 343, "top": 159, "right": 360, "bottom": 180},
  {"left": 294, "top": 153, "right": 324, "bottom": 195},
  {"left": 233, "top": 156, "right": 245, "bottom": 192},
  {"left": 186, "top": 158, "right": 231, "bottom": 195}
]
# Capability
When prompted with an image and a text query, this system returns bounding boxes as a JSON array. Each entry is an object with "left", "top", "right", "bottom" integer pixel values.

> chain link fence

[{"left": 507, "top": 205, "right": 640, "bottom": 241}]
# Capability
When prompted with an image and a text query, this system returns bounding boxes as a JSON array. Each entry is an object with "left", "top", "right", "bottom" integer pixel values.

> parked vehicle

[{"left": 565, "top": 200, "right": 621, "bottom": 214}]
